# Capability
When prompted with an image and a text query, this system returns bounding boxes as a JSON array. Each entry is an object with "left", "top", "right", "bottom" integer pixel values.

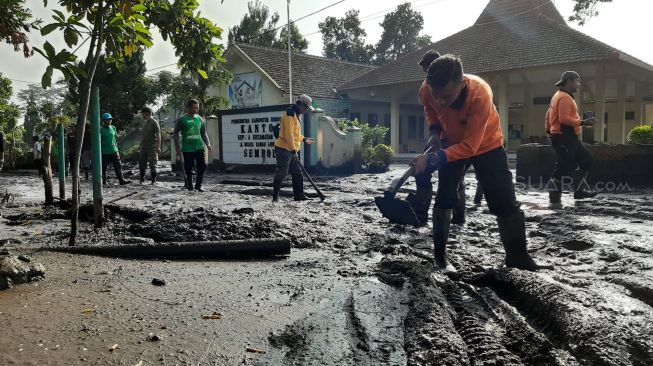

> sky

[{"left": 2, "top": 0, "right": 652, "bottom": 105}]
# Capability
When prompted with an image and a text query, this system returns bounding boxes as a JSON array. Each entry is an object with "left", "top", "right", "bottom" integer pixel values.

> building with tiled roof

[{"left": 338, "top": 0, "right": 653, "bottom": 153}]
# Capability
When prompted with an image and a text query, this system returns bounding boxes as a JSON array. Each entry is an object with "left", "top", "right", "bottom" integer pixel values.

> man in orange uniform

[
  {"left": 412, "top": 54, "right": 539, "bottom": 272},
  {"left": 545, "top": 71, "right": 597, "bottom": 203},
  {"left": 414, "top": 50, "right": 484, "bottom": 226}
]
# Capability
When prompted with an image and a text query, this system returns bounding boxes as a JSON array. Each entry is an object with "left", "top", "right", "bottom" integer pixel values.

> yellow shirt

[{"left": 274, "top": 108, "right": 304, "bottom": 151}]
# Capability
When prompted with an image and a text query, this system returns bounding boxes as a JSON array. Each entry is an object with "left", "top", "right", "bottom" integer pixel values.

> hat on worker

[
  {"left": 296, "top": 94, "right": 314, "bottom": 111},
  {"left": 555, "top": 71, "right": 580, "bottom": 87},
  {"left": 102, "top": 112, "right": 113, "bottom": 120}
]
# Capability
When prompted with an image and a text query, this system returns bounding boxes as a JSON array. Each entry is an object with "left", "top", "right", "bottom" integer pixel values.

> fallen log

[{"left": 42, "top": 238, "right": 291, "bottom": 259}]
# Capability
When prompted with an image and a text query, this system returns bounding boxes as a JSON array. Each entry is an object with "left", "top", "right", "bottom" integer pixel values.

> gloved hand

[{"left": 412, "top": 152, "right": 445, "bottom": 175}]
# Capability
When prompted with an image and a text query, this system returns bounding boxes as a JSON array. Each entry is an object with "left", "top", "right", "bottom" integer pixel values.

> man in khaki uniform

[{"left": 138, "top": 106, "right": 161, "bottom": 184}]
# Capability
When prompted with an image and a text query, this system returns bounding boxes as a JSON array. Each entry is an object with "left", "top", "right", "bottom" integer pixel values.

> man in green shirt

[
  {"left": 100, "top": 113, "right": 130, "bottom": 185},
  {"left": 138, "top": 106, "right": 161, "bottom": 184},
  {"left": 173, "top": 99, "right": 212, "bottom": 192}
]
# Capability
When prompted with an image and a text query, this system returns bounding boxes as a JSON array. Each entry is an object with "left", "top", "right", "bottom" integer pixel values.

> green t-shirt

[
  {"left": 178, "top": 114, "right": 204, "bottom": 152},
  {"left": 100, "top": 125, "right": 119, "bottom": 154}
]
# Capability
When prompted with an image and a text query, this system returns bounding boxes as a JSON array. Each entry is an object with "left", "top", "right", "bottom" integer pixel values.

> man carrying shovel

[
  {"left": 412, "top": 54, "right": 540, "bottom": 272},
  {"left": 272, "top": 94, "right": 315, "bottom": 202},
  {"left": 545, "top": 71, "right": 597, "bottom": 204}
]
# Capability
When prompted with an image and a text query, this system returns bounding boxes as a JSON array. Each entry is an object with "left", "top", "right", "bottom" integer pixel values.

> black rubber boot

[
  {"left": 140, "top": 169, "right": 146, "bottom": 184},
  {"left": 497, "top": 210, "right": 539, "bottom": 271},
  {"left": 185, "top": 176, "right": 193, "bottom": 191},
  {"left": 292, "top": 174, "right": 308, "bottom": 201},
  {"left": 195, "top": 175, "right": 204, "bottom": 192},
  {"left": 451, "top": 181, "right": 466, "bottom": 225},
  {"left": 432, "top": 208, "right": 457, "bottom": 274},
  {"left": 548, "top": 178, "right": 562, "bottom": 205},
  {"left": 408, "top": 186, "right": 432, "bottom": 227},
  {"left": 150, "top": 171, "right": 157, "bottom": 185},
  {"left": 272, "top": 178, "right": 283, "bottom": 202},
  {"left": 573, "top": 170, "right": 597, "bottom": 199}
]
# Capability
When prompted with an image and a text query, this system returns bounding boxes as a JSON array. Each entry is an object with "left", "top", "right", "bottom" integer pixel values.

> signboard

[
  {"left": 228, "top": 72, "right": 262, "bottom": 108},
  {"left": 219, "top": 106, "right": 304, "bottom": 165}
]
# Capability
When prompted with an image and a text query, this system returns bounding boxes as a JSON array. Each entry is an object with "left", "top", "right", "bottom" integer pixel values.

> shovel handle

[{"left": 384, "top": 165, "right": 415, "bottom": 198}]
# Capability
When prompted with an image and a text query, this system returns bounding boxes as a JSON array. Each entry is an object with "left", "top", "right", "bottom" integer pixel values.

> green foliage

[
  {"left": 337, "top": 119, "right": 393, "bottom": 171},
  {"left": 627, "top": 125, "right": 653, "bottom": 145},
  {"left": 374, "top": 3, "right": 431, "bottom": 65},
  {"left": 0, "top": 0, "right": 42, "bottom": 57},
  {"left": 568, "top": 0, "right": 613, "bottom": 25},
  {"left": 319, "top": 10, "right": 373, "bottom": 64},
  {"left": 0, "top": 73, "right": 21, "bottom": 135},
  {"left": 120, "top": 144, "right": 140, "bottom": 162},
  {"left": 228, "top": 0, "right": 308, "bottom": 53},
  {"left": 17, "top": 84, "right": 67, "bottom": 142},
  {"left": 364, "top": 144, "right": 394, "bottom": 173}
]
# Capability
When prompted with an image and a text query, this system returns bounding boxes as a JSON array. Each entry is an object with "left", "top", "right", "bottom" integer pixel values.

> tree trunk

[
  {"left": 69, "top": 1, "right": 104, "bottom": 246},
  {"left": 42, "top": 137, "right": 54, "bottom": 205}
]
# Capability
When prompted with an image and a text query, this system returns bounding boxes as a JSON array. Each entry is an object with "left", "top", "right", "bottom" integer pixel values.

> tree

[
  {"left": 319, "top": 10, "right": 373, "bottom": 64},
  {"left": 0, "top": 0, "right": 41, "bottom": 57},
  {"left": 228, "top": 0, "right": 280, "bottom": 47},
  {"left": 0, "top": 73, "right": 20, "bottom": 139},
  {"left": 35, "top": 0, "right": 228, "bottom": 245},
  {"left": 374, "top": 3, "right": 431, "bottom": 65},
  {"left": 273, "top": 22, "right": 309, "bottom": 53},
  {"left": 65, "top": 50, "right": 157, "bottom": 130},
  {"left": 228, "top": 0, "right": 307, "bottom": 53},
  {"left": 569, "top": 0, "right": 613, "bottom": 25},
  {"left": 17, "top": 84, "right": 65, "bottom": 142}
]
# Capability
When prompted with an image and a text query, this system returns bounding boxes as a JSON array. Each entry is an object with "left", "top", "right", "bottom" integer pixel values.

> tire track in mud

[{"left": 475, "top": 269, "right": 653, "bottom": 366}]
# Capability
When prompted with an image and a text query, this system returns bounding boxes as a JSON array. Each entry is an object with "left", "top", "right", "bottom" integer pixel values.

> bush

[
  {"left": 364, "top": 144, "right": 394, "bottom": 172},
  {"left": 120, "top": 145, "right": 140, "bottom": 162},
  {"left": 627, "top": 125, "right": 653, "bottom": 144},
  {"left": 337, "top": 119, "right": 389, "bottom": 149}
]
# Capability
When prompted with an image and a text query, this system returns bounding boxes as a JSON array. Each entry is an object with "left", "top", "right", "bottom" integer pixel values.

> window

[
  {"left": 349, "top": 112, "right": 361, "bottom": 121},
  {"left": 368, "top": 113, "right": 378, "bottom": 126},
  {"left": 533, "top": 97, "right": 552, "bottom": 105},
  {"left": 625, "top": 111, "right": 635, "bottom": 120},
  {"left": 408, "top": 116, "right": 417, "bottom": 139}
]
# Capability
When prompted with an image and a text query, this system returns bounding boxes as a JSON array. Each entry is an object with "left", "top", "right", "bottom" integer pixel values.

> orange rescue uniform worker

[
  {"left": 412, "top": 54, "right": 539, "bottom": 272},
  {"left": 272, "top": 94, "right": 315, "bottom": 202},
  {"left": 545, "top": 71, "right": 597, "bottom": 203}
]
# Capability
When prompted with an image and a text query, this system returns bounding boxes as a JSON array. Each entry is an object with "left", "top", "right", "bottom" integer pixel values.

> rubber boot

[
  {"left": 473, "top": 185, "right": 483, "bottom": 205},
  {"left": 408, "top": 186, "right": 432, "bottom": 227},
  {"left": 150, "top": 171, "right": 157, "bottom": 185},
  {"left": 451, "top": 181, "right": 466, "bottom": 225},
  {"left": 140, "top": 169, "right": 146, "bottom": 184},
  {"left": 497, "top": 210, "right": 539, "bottom": 271},
  {"left": 195, "top": 173, "right": 204, "bottom": 192},
  {"left": 272, "top": 178, "right": 283, "bottom": 202},
  {"left": 548, "top": 178, "right": 562, "bottom": 205},
  {"left": 573, "top": 170, "right": 597, "bottom": 199},
  {"left": 185, "top": 175, "right": 193, "bottom": 191},
  {"left": 432, "top": 208, "right": 457, "bottom": 274},
  {"left": 292, "top": 174, "right": 308, "bottom": 201}
]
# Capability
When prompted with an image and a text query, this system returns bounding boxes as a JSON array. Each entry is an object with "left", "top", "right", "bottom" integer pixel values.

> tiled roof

[
  {"left": 339, "top": 0, "right": 653, "bottom": 91},
  {"left": 230, "top": 43, "right": 377, "bottom": 98}
]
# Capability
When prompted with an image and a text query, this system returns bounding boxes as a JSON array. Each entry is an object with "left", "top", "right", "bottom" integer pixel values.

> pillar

[
  {"left": 523, "top": 82, "right": 532, "bottom": 141},
  {"left": 498, "top": 74, "right": 509, "bottom": 144},
  {"left": 594, "top": 69, "right": 606, "bottom": 143},
  {"left": 616, "top": 77, "right": 626, "bottom": 144},
  {"left": 391, "top": 95, "right": 400, "bottom": 153},
  {"left": 635, "top": 82, "right": 645, "bottom": 125}
]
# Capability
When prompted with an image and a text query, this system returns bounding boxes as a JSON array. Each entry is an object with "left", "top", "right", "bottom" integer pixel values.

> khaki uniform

[{"left": 139, "top": 117, "right": 161, "bottom": 178}]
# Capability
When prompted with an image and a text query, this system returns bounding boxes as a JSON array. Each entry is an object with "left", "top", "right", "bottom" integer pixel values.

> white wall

[{"left": 217, "top": 52, "right": 287, "bottom": 108}]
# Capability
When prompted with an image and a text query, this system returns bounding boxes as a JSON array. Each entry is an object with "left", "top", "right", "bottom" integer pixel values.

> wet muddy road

[{"left": 0, "top": 166, "right": 652, "bottom": 365}]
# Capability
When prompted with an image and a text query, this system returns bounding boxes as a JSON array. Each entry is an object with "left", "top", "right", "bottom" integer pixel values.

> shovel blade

[{"left": 375, "top": 196, "right": 420, "bottom": 226}]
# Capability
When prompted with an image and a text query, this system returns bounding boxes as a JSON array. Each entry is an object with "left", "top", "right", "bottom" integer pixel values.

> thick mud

[{"left": 1, "top": 167, "right": 652, "bottom": 365}]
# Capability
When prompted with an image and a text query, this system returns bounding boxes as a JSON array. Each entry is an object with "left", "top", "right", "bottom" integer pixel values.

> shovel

[{"left": 375, "top": 146, "right": 434, "bottom": 226}]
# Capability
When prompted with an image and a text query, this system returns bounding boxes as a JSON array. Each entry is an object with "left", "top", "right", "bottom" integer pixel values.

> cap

[
  {"left": 102, "top": 112, "right": 113, "bottom": 120},
  {"left": 296, "top": 94, "right": 314, "bottom": 111},
  {"left": 555, "top": 71, "right": 580, "bottom": 87}
]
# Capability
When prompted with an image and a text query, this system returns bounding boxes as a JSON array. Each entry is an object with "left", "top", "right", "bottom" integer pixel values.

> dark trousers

[
  {"left": 550, "top": 133, "right": 592, "bottom": 181},
  {"left": 183, "top": 149, "right": 206, "bottom": 189},
  {"left": 435, "top": 147, "right": 518, "bottom": 218},
  {"left": 273, "top": 147, "right": 303, "bottom": 194},
  {"left": 139, "top": 149, "right": 158, "bottom": 177},
  {"left": 102, "top": 152, "right": 125, "bottom": 183}
]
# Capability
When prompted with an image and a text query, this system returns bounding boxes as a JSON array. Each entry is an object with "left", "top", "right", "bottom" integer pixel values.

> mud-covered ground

[{"left": 0, "top": 164, "right": 652, "bottom": 365}]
